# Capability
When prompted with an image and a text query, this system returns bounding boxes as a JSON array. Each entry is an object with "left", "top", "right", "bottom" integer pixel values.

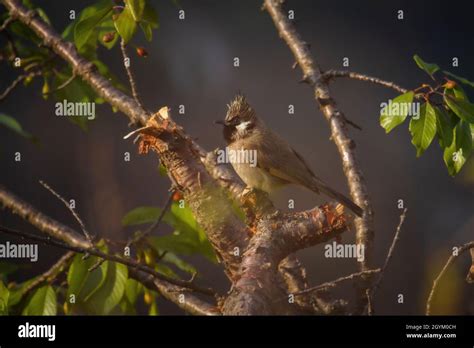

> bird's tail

[{"left": 314, "top": 181, "right": 363, "bottom": 217}]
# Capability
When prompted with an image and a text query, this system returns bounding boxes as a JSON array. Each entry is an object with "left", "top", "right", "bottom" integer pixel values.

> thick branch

[
  {"left": 222, "top": 203, "right": 349, "bottom": 315},
  {"left": 0, "top": 185, "right": 92, "bottom": 249},
  {"left": 264, "top": 0, "right": 375, "bottom": 312},
  {"left": 426, "top": 241, "right": 474, "bottom": 315}
]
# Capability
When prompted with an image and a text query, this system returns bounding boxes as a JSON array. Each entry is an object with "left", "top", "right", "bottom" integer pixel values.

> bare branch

[
  {"left": 120, "top": 39, "right": 147, "bottom": 115},
  {"left": 426, "top": 241, "right": 474, "bottom": 315},
  {"left": 263, "top": 0, "right": 375, "bottom": 312},
  {"left": 0, "top": 185, "right": 92, "bottom": 249},
  {"left": 0, "top": 15, "right": 14, "bottom": 31},
  {"left": 0, "top": 70, "right": 42, "bottom": 101},
  {"left": 126, "top": 188, "right": 175, "bottom": 248},
  {"left": 366, "top": 208, "right": 407, "bottom": 314},
  {"left": 20, "top": 251, "right": 75, "bottom": 296},
  {"left": 293, "top": 269, "right": 381, "bottom": 296},
  {"left": 322, "top": 70, "right": 410, "bottom": 94},
  {"left": 0, "top": 223, "right": 215, "bottom": 297},
  {"left": 129, "top": 269, "right": 220, "bottom": 316},
  {"left": 39, "top": 180, "right": 93, "bottom": 243}
]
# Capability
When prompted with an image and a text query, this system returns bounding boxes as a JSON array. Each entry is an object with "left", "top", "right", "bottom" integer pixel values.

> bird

[{"left": 215, "top": 94, "right": 363, "bottom": 217}]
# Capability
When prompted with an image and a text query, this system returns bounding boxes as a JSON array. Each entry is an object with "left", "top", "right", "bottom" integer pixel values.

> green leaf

[
  {"left": 413, "top": 54, "right": 440, "bottom": 77},
  {"left": 84, "top": 262, "right": 128, "bottom": 314},
  {"left": 0, "top": 113, "right": 35, "bottom": 141},
  {"left": 22, "top": 286, "right": 57, "bottom": 315},
  {"left": 127, "top": 0, "right": 146, "bottom": 21},
  {"left": 140, "top": 22, "right": 153, "bottom": 41},
  {"left": 444, "top": 91, "right": 474, "bottom": 123},
  {"left": 444, "top": 71, "right": 474, "bottom": 88},
  {"left": 409, "top": 103, "right": 436, "bottom": 157},
  {"left": 122, "top": 206, "right": 162, "bottom": 226},
  {"left": 114, "top": 5, "right": 137, "bottom": 44},
  {"left": 161, "top": 252, "right": 197, "bottom": 274},
  {"left": 74, "top": 0, "right": 113, "bottom": 50},
  {"left": 67, "top": 253, "right": 108, "bottom": 304},
  {"left": 436, "top": 109, "right": 455, "bottom": 149},
  {"left": 124, "top": 278, "right": 143, "bottom": 304},
  {"left": 0, "top": 281, "right": 10, "bottom": 315},
  {"left": 142, "top": 2, "right": 159, "bottom": 28},
  {"left": 97, "top": 17, "right": 119, "bottom": 49},
  {"left": 443, "top": 121, "right": 472, "bottom": 176},
  {"left": 380, "top": 91, "right": 415, "bottom": 133}
]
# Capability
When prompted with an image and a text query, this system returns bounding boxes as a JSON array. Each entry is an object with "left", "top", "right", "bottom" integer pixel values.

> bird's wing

[{"left": 255, "top": 130, "right": 321, "bottom": 193}]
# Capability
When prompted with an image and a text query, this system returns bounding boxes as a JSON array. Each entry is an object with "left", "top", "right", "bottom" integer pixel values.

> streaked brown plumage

[{"left": 217, "top": 94, "right": 363, "bottom": 217}]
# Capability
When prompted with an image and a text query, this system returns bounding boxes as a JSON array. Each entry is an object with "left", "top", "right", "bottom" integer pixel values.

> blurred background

[{"left": 1, "top": 0, "right": 473, "bottom": 314}]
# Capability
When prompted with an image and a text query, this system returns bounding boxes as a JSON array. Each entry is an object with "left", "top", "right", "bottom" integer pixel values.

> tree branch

[
  {"left": 321, "top": 70, "right": 409, "bottom": 94},
  {"left": 120, "top": 38, "right": 147, "bottom": 115},
  {"left": 20, "top": 251, "right": 75, "bottom": 297},
  {"left": 1, "top": 0, "right": 251, "bottom": 278},
  {"left": 293, "top": 269, "right": 380, "bottom": 296},
  {"left": 222, "top": 203, "right": 350, "bottom": 315},
  {"left": 426, "top": 241, "right": 474, "bottom": 315},
  {"left": 264, "top": 0, "right": 375, "bottom": 313},
  {"left": 366, "top": 208, "right": 407, "bottom": 314}
]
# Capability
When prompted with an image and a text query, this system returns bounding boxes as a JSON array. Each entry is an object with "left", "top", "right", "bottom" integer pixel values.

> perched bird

[{"left": 216, "top": 94, "right": 363, "bottom": 217}]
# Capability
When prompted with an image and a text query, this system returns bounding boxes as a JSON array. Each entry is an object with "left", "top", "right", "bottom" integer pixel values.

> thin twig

[
  {"left": 0, "top": 224, "right": 216, "bottom": 297},
  {"left": 20, "top": 251, "right": 75, "bottom": 296},
  {"left": 322, "top": 70, "right": 409, "bottom": 94},
  {"left": 120, "top": 39, "right": 147, "bottom": 114},
  {"left": 0, "top": 70, "right": 42, "bottom": 101},
  {"left": 39, "top": 180, "right": 93, "bottom": 243},
  {"left": 292, "top": 269, "right": 381, "bottom": 296},
  {"left": 426, "top": 241, "right": 474, "bottom": 315},
  {"left": 366, "top": 208, "right": 407, "bottom": 314},
  {"left": 126, "top": 188, "right": 175, "bottom": 248},
  {"left": 0, "top": 16, "right": 14, "bottom": 32},
  {"left": 43, "top": 72, "right": 76, "bottom": 95}
]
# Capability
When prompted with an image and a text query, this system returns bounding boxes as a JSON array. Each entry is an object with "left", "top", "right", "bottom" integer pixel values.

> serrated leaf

[
  {"left": 114, "top": 5, "right": 137, "bottom": 44},
  {"left": 409, "top": 103, "right": 436, "bottom": 157},
  {"left": 436, "top": 108, "right": 455, "bottom": 149},
  {"left": 444, "top": 71, "right": 474, "bottom": 88},
  {"left": 74, "top": 0, "right": 113, "bottom": 50},
  {"left": 84, "top": 262, "right": 128, "bottom": 315},
  {"left": 413, "top": 54, "right": 440, "bottom": 77},
  {"left": 443, "top": 121, "right": 472, "bottom": 176},
  {"left": 380, "top": 91, "right": 415, "bottom": 133},
  {"left": 22, "top": 285, "right": 56, "bottom": 316},
  {"left": 67, "top": 253, "right": 108, "bottom": 303},
  {"left": 444, "top": 91, "right": 474, "bottom": 123}
]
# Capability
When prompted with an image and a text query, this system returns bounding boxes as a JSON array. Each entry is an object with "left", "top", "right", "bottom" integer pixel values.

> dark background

[{"left": 1, "top": 0, "right": 473, "bottom": 315}]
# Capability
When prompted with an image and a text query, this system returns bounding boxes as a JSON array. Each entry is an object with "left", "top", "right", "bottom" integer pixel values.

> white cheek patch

[{"left": 236, "top": 121, "right": 252, "bottom": 133}]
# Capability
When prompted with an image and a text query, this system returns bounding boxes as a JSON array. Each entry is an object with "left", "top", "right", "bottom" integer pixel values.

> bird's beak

[{"left": 214, "top": 120, "right": 226, "bottom": 126}]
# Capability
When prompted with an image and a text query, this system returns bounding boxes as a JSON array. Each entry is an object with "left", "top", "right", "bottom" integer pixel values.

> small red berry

[{"left": 136, "top": 47, "right": 148, "bottom": 57}]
